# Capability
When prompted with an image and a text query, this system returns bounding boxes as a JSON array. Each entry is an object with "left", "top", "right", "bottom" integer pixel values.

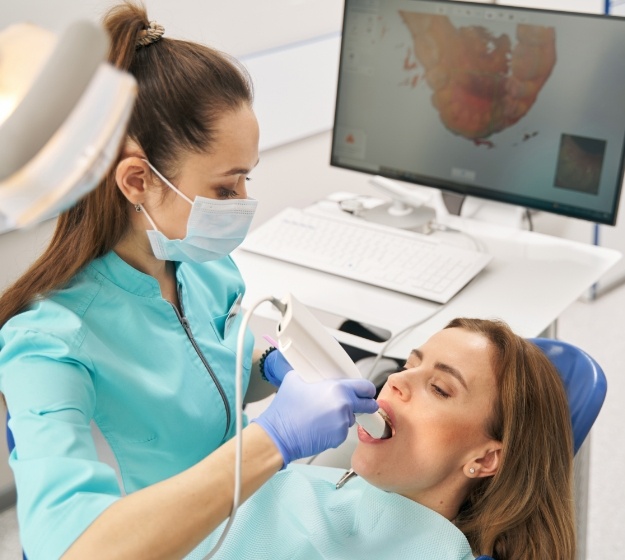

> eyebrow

[
  {"left": 218, "top": 158, "right": 260, "bottom": 177},
  {"left": 411, "top": 349, "right": 468, "bottom": 391}
]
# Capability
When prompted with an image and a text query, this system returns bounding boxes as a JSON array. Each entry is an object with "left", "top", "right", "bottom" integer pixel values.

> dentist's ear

[
  {"left": 115, "top": 156, "right": 151, "bottom": 206},
  {"left": 466, "top": 444, "right": 502, "bottom": 479}
]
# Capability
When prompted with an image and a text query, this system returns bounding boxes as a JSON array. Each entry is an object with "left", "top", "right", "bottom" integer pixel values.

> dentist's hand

[
  {"left": 252, "top": 371, "right": 378, "bottom": 468},
  {"left": 261, "top": 348, "right": 293, "bottom": 387}
]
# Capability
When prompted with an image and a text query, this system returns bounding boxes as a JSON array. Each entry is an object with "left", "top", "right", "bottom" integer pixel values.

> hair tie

[{"left": 136, "top": 21, "right": 165, "bottom": 48}]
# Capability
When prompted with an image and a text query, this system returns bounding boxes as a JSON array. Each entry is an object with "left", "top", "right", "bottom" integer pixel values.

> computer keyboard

[{"left": 240, "top": 207, "right": 492, "bottom": 304}]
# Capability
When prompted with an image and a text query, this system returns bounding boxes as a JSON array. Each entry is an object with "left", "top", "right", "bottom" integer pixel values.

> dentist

[{"left": 0, "top": 2, "right": 378, "bottom": 559}]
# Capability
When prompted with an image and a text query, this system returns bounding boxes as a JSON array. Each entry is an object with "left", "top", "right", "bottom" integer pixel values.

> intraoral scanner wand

[{"left": 274, "top": 293, "right": 392, "bottom": 440}]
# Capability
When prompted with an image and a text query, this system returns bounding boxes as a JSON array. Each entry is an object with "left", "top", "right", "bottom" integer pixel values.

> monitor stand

[
  {"left": 459, "top": 196, "right": 526, "bottom": 230},
  {"left": 356, "top": 176, "right": 526, "bottom": 231}
]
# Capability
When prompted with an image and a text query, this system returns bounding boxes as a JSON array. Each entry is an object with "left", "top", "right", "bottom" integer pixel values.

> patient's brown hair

[{"left": 448, "top": 318, "right": 575, "bottom": 560}]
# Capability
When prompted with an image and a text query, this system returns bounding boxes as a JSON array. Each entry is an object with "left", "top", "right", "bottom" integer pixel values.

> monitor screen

[{"left": 330, "top": 0, "right": 625, "bottom": 225}]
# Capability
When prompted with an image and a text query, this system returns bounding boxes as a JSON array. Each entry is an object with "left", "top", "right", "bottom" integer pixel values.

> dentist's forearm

[{"left": 62, "top": 423, "right": 282, "bottom": 560}]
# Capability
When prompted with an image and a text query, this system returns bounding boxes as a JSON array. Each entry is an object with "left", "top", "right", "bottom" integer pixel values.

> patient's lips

[{"left": 399, "top": 11, "right": 556, "bottom": 141}]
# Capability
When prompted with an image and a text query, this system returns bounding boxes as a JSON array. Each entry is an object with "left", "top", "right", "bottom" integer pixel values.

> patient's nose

[{"left": 386, "top": 371, "right": 412, "bottom": 401}]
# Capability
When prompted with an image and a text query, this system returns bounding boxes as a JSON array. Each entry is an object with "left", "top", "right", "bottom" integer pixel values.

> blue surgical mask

[{"left": 139, "top": 160, "right": 257, "bottom": 263}]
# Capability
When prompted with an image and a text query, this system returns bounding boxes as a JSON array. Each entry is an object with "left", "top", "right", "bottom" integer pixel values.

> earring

[
  {"left": 469, "top": 467, "right": 475, "bottom": 474},
  {"left": 134, "top": 204, "right": 141, "bottom": 212}
]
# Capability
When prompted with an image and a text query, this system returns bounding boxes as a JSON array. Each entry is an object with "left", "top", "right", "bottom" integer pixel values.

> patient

[{"left": 192, "top": 318, "right": 575, "bottom": 560}]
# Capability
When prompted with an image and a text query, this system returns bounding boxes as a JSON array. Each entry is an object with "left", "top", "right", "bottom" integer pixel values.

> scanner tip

[{"left": 378, "top": 409, "right": 393, "bottom": 439}]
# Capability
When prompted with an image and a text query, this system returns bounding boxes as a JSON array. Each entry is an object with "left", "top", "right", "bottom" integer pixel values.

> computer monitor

[{"left": 330, "top": 0, "right": 625, "bottom": 226}]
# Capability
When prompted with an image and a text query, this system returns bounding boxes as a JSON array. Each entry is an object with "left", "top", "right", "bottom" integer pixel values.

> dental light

[{"left": 0, "top": 19, "right": 136, "bottom": 230}]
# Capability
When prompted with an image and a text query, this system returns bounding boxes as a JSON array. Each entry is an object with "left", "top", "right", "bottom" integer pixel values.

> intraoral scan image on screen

[
  {"left": 331, "top": 0, "right": 625, "bottom": 224},
  {"left": 398, "top": 10, "right": 555, "bottom": 143}
]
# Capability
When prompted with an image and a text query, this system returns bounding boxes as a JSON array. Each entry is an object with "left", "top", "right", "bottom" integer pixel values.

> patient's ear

[{"left": 467, "top": 442, "right": 502, "bottom": 479}]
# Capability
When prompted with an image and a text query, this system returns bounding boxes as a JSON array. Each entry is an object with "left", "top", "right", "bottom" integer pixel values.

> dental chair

[
  {"left": 530, "top": 337, "right": 607, "bottom": 455},
  {"left": 4, "top": 337, "right": 607, "bottom": 560},
  {"left": 5, "top": 411, "right": 15, "bottom": 455},
  {"left": 4, "top": 412, "right": 24, "bottom": 560}
]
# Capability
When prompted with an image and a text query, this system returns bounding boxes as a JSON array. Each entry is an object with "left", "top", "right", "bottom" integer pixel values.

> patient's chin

[
  {"left": 350, "top": 444, "right": 376, "bottom": 478},
  {"left": 351, "top": 441, "right": 406, "bottom": 492}
]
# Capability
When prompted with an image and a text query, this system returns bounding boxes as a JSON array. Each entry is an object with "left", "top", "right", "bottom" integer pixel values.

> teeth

[
  {"left": 378, "top": 408, "right": 393, "bottom": 437},
  {"left": 378, "top": 408, "right": 390, "bottom": 424}
]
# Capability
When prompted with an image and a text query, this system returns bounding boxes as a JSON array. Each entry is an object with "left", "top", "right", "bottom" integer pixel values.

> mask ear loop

[
  {"left": 142, "top": 158, "right": 193, "bottom": 204},
  {"left": 138, "top": 203, "right": 160, "bottom": 232}
]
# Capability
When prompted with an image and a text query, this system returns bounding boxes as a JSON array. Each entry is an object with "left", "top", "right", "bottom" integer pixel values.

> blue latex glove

[
  {"left": 252, "top": 371, "right": 378, "bottom": 468},
  {"left": 262, "top": 348, "right": 293, "bottom": 387}
]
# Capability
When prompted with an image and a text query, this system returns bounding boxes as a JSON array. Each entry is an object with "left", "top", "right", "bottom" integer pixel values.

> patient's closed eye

[
  {"left": 401, "top": 363, "right": 450, "bottom": 398},
  {"left": 430, "top": 383, "right": 451, "bottom": 399}
]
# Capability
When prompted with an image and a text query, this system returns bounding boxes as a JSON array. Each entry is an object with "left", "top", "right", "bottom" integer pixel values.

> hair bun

[{"left": 136, "top": 21, "right": 165, "bottom": 48}]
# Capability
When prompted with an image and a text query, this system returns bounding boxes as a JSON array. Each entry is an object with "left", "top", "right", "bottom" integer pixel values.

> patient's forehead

[
  {"left": 408, "top": 328, "right": 495, "bottom": 385},
  {"left": 412, "top": 328, "right": 491, "bottom": 357}
]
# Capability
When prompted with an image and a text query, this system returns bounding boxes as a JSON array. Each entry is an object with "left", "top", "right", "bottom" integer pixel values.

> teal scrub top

[
  {"left": 0, "top": 250, "right": 254, "bottom": 559},
  {"left": 190, "top": 464, "right": 476, "bottom": 560}
]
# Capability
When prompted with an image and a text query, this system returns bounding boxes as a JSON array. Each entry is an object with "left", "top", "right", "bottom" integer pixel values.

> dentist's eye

[
  {"left": 216, "top": 187, "right": 239, "bottom": 199},
  {"left": 431, "top": 384, "right": 451, "bottom": 399}
]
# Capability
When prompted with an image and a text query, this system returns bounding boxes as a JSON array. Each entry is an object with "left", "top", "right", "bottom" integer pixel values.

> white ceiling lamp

[{"left": 0, "top": 20, "right": 136, "bottom": 230}]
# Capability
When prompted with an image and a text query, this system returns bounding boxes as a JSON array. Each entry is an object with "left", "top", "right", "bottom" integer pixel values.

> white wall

[
  {"left": 0, "top": 0, "right": 343, "bottom": 57},
  {"left": 1, "top": 0, "right": 346, "bottom": 154}
]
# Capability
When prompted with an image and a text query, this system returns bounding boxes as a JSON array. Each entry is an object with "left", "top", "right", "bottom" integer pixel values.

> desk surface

[{"left": 234, "top": 197, "right": 621, "bottom": 360}]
